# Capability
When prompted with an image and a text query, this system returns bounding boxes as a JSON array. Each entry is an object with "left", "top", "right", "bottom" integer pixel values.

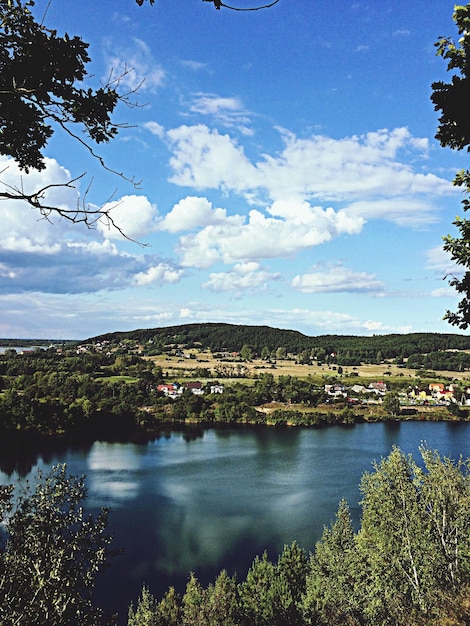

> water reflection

[{"left": 0, "top": 422, "right": 469, "bottom": 624}]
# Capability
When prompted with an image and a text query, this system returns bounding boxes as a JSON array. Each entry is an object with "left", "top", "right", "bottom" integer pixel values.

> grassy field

[{"left": 147, "top": 352, "right": 470, "bottom": 386}]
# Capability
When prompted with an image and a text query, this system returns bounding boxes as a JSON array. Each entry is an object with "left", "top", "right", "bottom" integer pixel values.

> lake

[{"left": 1, "top": 421, "right": 469, "bottom": 622}]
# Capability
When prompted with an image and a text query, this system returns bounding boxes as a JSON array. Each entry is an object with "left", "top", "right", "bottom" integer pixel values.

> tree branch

[{"left": 0, "top": 170, "right": 145, "bottom": 245}]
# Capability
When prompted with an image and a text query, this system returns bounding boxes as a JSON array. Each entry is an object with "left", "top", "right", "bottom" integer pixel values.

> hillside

[{"left": 87, "top": 323, "right": 470, "bottom": 361}]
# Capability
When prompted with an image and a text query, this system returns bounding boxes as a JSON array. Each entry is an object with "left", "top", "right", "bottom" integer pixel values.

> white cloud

[
  {"left": 98, "top": 195, "right": 159, "bottom": 240},
  {"left": 143, "top": 121, "right": 165, "bottom": 138},
  {"left": 0, "top": 156, "right": 80, "bottom": 251},
  {"left": 425, "top": 246, "right": 462, "bottom": 275},
  {"left": 430, "top": 287, "right": 457, "bottom": 298},
  {"left": 202, "top": 262, "right": 280, "bottom": 293},
  {"left": 167, "top": 125, "right": 258, "bottom": 192},
  {"left": 158, "top": 196, "right": 232, "bottom": 233},
  {"left": 166, "top": 125, "right": 453, "bottom": 223},
  {"left": 180, "top": 60, "right": 208, "bottom": 72},
  {"left": 174, "top": 199, "right": 364, "bottom": 269},
  {"left": 104, "top": 38, "right": 165, "bottom": 92},
  {"left": 292, "top": 263, "right": 384, "bottom": 294},
  {"left": 277, "top": 308, "right": 413, "bottom": 334},
  {"left": 134, "top": 263, "right": 183, "bottom": 286},
  {"left": 344, "top": 198, "right": 441, "bottom": 227},
  {"left": 188, "top": 93, "right": 253, "bottom": 134}
]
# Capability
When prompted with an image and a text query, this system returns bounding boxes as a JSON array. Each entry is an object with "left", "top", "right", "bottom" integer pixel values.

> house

[
  {"left": 210, "top": 384, "right": 224, "bottom": 394},
  {"left": 350, "top": 384, "right": 367, "bottom": 395},
  {"left": 324, "top": 384, "right": 347, "bottom": 398},
  {"left": 184, "top": 381, "right": 204, "bottom": 395},
  {"left": 157, "top": 383, "right": 180, "bottom": 399},
  {"left": 408, "top": 387, "right": 432, "bottom": 403},
  {"left": 368, "top": 381, "right": 387, "bottom": 395},
  {"left": 435, "top": 388, "right": 454, "bottom": 403}
]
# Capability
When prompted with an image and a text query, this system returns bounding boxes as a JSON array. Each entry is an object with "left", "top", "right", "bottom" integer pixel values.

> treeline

[
  {"left": 0, "top": 350, "right": 353, "bottom": 438},
  {"left": 0, "top": 350, "right": 165, "bottom": 439},
  {"left": 88, "top": 323, "right": 470, "bottom": 362},
  {"left": 1, "top": 349, "right": 468, "bottom": 441},
  {"left": 127, "top": 447, "right": 470, "bottom": 626},
  {"left": 407, "top": 350, "right": 470, "bottom": 372}
]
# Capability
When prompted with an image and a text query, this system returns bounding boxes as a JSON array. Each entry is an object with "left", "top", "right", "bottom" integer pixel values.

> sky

[{"left": 0, "top": 0, "right": 468, "bottom": 340}]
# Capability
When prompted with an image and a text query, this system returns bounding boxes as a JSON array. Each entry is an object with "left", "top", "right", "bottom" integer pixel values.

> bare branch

[
  {"left": 203, "top": 0, "right": 281, "bottom": 10},
  {"left": 0, "top": 170, "right": 146, "bottom": 246}
]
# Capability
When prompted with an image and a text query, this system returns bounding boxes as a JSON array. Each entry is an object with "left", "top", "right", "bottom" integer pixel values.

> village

[{"left": 155, "top": 378, "right": 470, "bottom": 408}]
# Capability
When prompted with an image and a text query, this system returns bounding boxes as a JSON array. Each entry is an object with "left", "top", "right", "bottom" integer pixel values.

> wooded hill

[{"left": 88, "top": 323, "right": 470, "bottom": 361}]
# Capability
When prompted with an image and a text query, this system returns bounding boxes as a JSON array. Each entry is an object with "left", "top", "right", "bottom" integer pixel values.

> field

[{"left": 147, "top": 351, "right": 470, "bottom": 386}]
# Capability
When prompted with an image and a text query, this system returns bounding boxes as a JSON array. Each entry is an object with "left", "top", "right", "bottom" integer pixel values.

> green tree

[
  {"left": 128, "top": 585, "right": 180, "bottom": 626},
  {"left": 0, "top": 0, "right": 277, "bottom": 230},
  {"left": 128, "top": 586, "right": 160, "bottom": 626},
  {"left": 303, "top": 500, "right": 360, "bottom": 626},
  {"left": 239, "top": 550, "right": 299, "bottom": 626},
  {"left": 261, "top": 346, "right": 271, "bottom": 360},
  {"left": 240, "top": 344, "right": 255, "bottom": 361},
  {"left": 382, "top": 391, "right": 401, "bottom": 417},
  {"left": 0, "top": 0, "right": 143, "bottom": 230},
  {"left": 204, "top": 569, "right": 240, "bottom": 626},
  {"left": 181, "top": 572, "right": 207, "bottom": 625},
  {"left": 302, "top": 446, "right": 470, "bottom": 625},
  {"left": 0, "top": 465, "right": 114, "bottom": 626},
  {"left": 431, "top": 4, "right": 470, "bottom": 328},
  {"left": 356, "top": 446, "right": 470, "bottom": 624}
]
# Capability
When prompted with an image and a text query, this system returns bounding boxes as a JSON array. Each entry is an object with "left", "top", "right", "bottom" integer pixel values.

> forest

[{"left": 86, "top": 323, "right": 470, "bottom": 361}]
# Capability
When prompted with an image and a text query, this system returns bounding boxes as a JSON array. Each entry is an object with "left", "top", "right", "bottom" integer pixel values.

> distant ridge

[{"left": 86, "top": 323, "right": 470, "bottom": 359}]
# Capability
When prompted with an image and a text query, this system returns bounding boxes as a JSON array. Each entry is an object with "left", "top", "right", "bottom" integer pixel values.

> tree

[
  {"left": 128, "top": 585, "right": 180, "bottom": 626},
  {"left": 240, "top": 344, "right": 255, "bottom": 361},
  {"left": 0, "top": 0, "right": 144, "bottom": 233},
  {"left": 0, "top": 0, "right": 280, "bottom": 233},
  {"left": 431, "top": 4, "right": 470, "bottom": 328},
  {"left": 302, "top": 446, "right": 470, "bottom": 625},
  {"left": 382, "top": 391, "right": 401, "bottom": 417},
  {"left": 303, "top": 500, "right": 360, "bottom": 626},
  {"left": 356, "top": 446, "right": 470, "bottom": 624},
  {"left": 261, "top": 346, "right": 271, "bottom": 360},
  {"left": 0, "top": 464, "right": 114, "bottom": 626},
  {"left": 204, "top": 569, "right": 240, "bottom": 626}
]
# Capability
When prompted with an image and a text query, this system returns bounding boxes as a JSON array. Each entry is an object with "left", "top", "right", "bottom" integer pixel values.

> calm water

[{"left": 1, "top": 421, "right": 469, "bottom": 622}]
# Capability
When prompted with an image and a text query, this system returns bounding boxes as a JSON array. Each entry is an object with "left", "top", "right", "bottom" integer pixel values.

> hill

[{"left": 87, "top": 323, "right": 470, "bottom": 362}]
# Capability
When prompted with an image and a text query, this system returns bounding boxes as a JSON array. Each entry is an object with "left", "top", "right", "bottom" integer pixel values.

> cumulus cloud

[
  {"left": 0, "top": 161, "right": 177, "bottom": 295},
  {"left": 158, "top": 196, "right": 232, "bottom": 233},
  {"left": 173, "top": 199, "right": 364, "bottom": 268},
  {"left": 98, "top": 195, "right": 159, "bottom": 240},
  {"left": 292, "top": 263, "right": 384, "bottom": 294},
  {"left": 0, "top": 156, "right": 80, "bottom": 251},
  {"left": 0, "top": 227, "right": 184, "bottom": 295},
  {"left": 166, "top": 124, "right": 453, "bottom": 225},
  {"left": 167, "top": 125, "right": 258, "bottom": 192},
  {"left": 134, "top": 263, "right": 183, "bottom": 286},
  {"left": 202, "top": 262, "right": 281, "bottom": 293}
]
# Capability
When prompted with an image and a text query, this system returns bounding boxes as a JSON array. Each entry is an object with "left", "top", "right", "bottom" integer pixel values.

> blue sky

[{"left": 0, "top": 0, "right": 468, "bottom": 339}]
